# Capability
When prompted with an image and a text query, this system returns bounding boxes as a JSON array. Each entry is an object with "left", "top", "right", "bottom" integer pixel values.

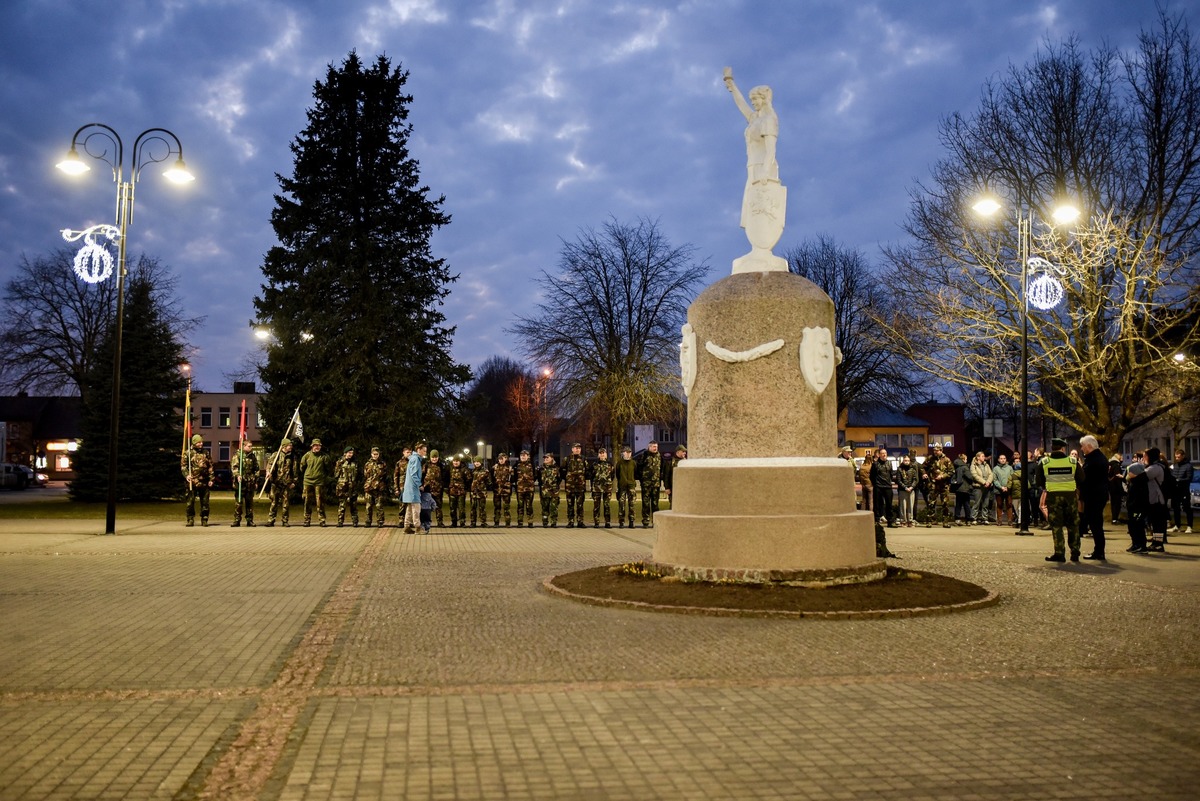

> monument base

[{"left": 651, "top": 458, "right": 882, "bottom": 586}]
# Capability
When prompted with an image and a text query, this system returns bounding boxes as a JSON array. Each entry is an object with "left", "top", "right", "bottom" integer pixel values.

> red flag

[{"left": 238, "top": 399, "right": 247, "bottom": 444}]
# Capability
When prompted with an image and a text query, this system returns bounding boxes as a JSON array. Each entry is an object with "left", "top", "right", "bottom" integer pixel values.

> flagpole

[
  {"left": 236, "top": 400, "right": 246, "bottom": 507},
  {"left": 181, "top": 380, "right": 192, "bottom": 462},
  {"left": 258, "top": 402, "right": 302, "bottom": 499}
]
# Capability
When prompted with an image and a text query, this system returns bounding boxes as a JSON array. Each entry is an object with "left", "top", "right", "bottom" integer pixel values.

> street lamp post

[
  {"left": 973, "top": 171, "right": 1077, "bottom": 534},
  {"left": 58, "top": 124, "right": 194, "bottom": 535}
]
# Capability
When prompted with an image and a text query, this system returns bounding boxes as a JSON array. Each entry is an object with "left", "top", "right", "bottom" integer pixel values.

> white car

[{"left": 0, "top": 463, "right": 32, "bottom": 490}]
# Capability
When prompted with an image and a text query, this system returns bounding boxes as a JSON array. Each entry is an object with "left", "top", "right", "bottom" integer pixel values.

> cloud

[{"left": 357, "top": 0, "right": 449, "bottom": 48}]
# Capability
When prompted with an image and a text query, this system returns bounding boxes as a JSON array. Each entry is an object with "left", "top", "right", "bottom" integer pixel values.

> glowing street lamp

[
  {"left": 972, "top": 170, "right": 1078, "bottom": 534},
  {"left": 58, "top": 124, "right": 194, "bottom": 535}
]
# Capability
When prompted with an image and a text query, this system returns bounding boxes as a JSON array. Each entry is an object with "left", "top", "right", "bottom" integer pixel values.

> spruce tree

[
  {"left": 255, "top": 52, "right": 470, "bottom": 455},
  {"left": 71, "top": 264, "right": 187, "bottom": 501}
]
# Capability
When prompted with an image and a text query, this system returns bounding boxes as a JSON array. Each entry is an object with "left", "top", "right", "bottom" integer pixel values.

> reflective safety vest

[{"left": 1043, "top": 455, "right": 1077, "bottom": 493}]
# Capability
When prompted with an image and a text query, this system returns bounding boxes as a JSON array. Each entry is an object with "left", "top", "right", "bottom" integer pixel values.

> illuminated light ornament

[
  {"left": 1027, "top": 272, "right": 1064, "bottom": 311},
  {"left": 60, "top": 224, "right": 121, "bottom": 284}
]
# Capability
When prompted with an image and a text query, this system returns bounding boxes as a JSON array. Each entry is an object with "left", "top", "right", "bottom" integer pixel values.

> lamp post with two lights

[
  {"left": 971, "top": 169, "right": 1079, "bottom": 534},
  {"left": 57, "top": 124, "right": 194, "bottom": 534}
]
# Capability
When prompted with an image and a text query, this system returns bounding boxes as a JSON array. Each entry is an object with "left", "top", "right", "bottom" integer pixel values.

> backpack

[{"left": 1159, "top": 464, "right": 1177, "bottom": 499}]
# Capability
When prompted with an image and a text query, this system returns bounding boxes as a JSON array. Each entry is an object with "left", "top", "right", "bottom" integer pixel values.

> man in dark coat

[{"left": 1079, "top": 435, "right": 1110, "bottom": 560}]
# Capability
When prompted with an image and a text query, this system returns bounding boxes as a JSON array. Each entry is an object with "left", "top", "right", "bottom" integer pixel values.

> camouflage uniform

[
  {"left": 299, "top": 441, "right": 333, "bottom": 526},
  {"left": 230, "top": 445, "right": 260, "bottom": 527},
  {"left": 334, "top": 448, "right": 360, "bottom": 526},
  {"left": 470, "top": 459, "right": 490, "bottom": 526},
  {"left": 181, "top": 436, "right": 213, "bottom": 526},
  {"left": 563, "top": 446, "right": 588, "bottom": 527},
  {"left": 362, "top": 450, "right": 388, "bottom": 527},
  {"left": 638, "top": 446, "right": 663, "bottom": 527},
  {"left": 590, "top": 452, "right": 613, "bottom": 527},
  {"left": 540, "top": 455, "right": 561, "bottom": 527},
  {"left": 615, "top": 449, "right": 637, "bottom": 527},
  {"left": 924, "top": 450, "right": 955, "bottom": 527},
  {"left": 266, "top": 443, "right": 298, "bottom": 526},
  {"left": 393, "top": 451, "right": 411, "bottom": 504},
  {"left": 424, "top": 452, "right": 445, "bottom": 526},
  {"left": 447, "top": 458, "right": 469, "bottom": 526},
  {"left": 514, "top": 452, "right": 537, "bottom": 527},
  {"left": 492, "top": 455, "right": 514, "bottom": 526}
]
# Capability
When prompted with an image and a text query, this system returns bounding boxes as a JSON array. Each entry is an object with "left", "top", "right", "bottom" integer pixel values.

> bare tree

[
  {"left": 464, "top": 355, "right": 530, "bottom": 452},
  {"left": 508, "top": 217, "right": 708, "bottom": 444},
  {"left": 785, "top": 234, "right": 918, "bottom": 414},
  {"left": 0, "top": 250, "right": 196, "bottom": 401},
  {"left": 882, "top": 11, "right": 1200, "bottom": 453}
]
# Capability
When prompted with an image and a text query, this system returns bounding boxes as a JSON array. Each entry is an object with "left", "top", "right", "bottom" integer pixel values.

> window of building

[
  {"left": 1186, "top": 436, "right": 1200, "bottom": 462},
  {"left": 219, "top": 441, "right": 231, "bottom": 462},
  {"left": 901, "top": 433, "right": 926, "bottom": 449},
  {"left": 219, "top": 407, "right": 232, "bottom": 428},
  {"left": 877, "top": 433, "right": 900, "bottom": 448},
  {"left": 931, "top": 434, "right": 954, "bottom": 448},
  {"left": 200, "top": 407, "right": 212, "bottom": 428}
]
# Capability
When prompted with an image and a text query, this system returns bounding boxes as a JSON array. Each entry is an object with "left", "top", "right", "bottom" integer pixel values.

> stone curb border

[{"left": 542, "top": 570, "right": 1001, "bottom": 620}]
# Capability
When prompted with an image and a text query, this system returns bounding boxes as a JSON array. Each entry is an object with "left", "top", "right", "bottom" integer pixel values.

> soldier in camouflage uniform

[
  {"left": 491, "top": 452, "right": 514, "bottom": 526},
  {"left": 562, "top": 442, "right": 588, "bottom": 528},
  {"left": 265, "top": 438, "right": 298, "bottom": 527},
  {"left": 231, "top": 439, "right": 260, "bottom": 527},
  {"left": 393, "top": 446, "right": 412, "bottom": 511},
  {"left": 182, "top": 434, "right": 213, "bottom": 526},
  {"left": 1042, "top": 438, "right": 1083, "bottom": 562},
  {"left": 361, "top": 446, "right": 388, "bottom": 527},
  {"left": 615, "top": 445, "right": 637, "bottom": 528},
  {"left": 334, "top": 445, "right": 360, "bottom": 527},
  {"left": 470, "top": 456, "right": 490, "bottom": 526},
  {"left": 923, "top": 443, "right": 955, "bottom": 528},
  {"left": 540, "top": 452, "right": 561, "bottom": 527},
  {"left": 514, "top": 450, "right": 537, "bottom": 527},
  {"left": 424, "top": 450, "right": 446, "bottom": 526},
  {"left": 638, "top": 441, "right": 663, "bottom": 527},
  {"left": 446, "top": 454, "right": 469, "bottom": 527},
  {"left": 590, "top": 447, "right": 613, "bottom": 527}
]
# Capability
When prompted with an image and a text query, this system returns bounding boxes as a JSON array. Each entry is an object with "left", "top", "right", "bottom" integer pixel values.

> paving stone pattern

[{"left": 0, "top": 521, "right": 1197, "bottom": 800}]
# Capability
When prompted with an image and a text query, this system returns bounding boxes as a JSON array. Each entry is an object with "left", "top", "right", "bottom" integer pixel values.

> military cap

[
  {"left": 498, "top": 452, "right": 508, "bottom": 458},
  {"left": 344, "top": 445, "right": 354, "bottom": 453},
  {"left": 676, "top": 445, "right": 687, "bottom": 454},
  {"left": 472, "top": 455, "right": 482, "bottom": 462},
  {"left": 451, "top": 453, "right": 461, "bottom": 461},
  {"left": 931, "top": 442, "right": 943, "bottom": 449},
  {"left": 311, "top": 438, "right": 322, "bottom": 446},
  {"left": 543, "top": 452, "right": 553, "bottom": 459},
  {"left": 622, "top": 445, "right": 632, "bottom": 453},
  {"left": 1051, "top": 437, "right": 1067, "bottom": 449},
  {"left": 841, "top": 445, "right": 852, "bottom": 453},
  {"left": 430, "top": 449, "right": 439, "bottom": 458},
  {"left": 521, "top": 449, "right": 530, "bottom": 455},
  {"left": 371, "top": 446, "right": 380, "bottom": 453},
  {"left": 281, "top": 438, "right": 292, "bottom": 446},
  {"left": 191, "top": 434, "right": 203, "bottom": 445},
  {"left": 598, "top": 446, "right": 608, "bottom": 453},
  {"left": 571, "top": 442, "right": 581, "bottom": 448}
]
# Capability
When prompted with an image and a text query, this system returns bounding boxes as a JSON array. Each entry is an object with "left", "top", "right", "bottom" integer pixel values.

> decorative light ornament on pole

[
  {"left": 57, "top": 123, "right": 194, "bottom": 535},
  {"left": 972, "top": 171, "right": 1078, "bottom": 535}
]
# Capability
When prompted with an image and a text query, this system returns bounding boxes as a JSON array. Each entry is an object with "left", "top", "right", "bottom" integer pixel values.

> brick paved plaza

[{"left": 1, "top": 512, "right": 1198, "bottom": 800}]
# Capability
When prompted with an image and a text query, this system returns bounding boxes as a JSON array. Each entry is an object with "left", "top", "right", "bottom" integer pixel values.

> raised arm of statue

[{"left": 724, "top": 67, "right": 753, "bottom": 122}]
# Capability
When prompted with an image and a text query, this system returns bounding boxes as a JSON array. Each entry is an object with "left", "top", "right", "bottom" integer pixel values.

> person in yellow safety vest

[{"left": 1041, "top": 437, "right": 1084, "bottom": 563}]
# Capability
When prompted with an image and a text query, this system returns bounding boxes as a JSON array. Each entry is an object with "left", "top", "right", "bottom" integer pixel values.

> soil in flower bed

[{"left": 548, "top": 564, "right": 993, "bottom": 616}]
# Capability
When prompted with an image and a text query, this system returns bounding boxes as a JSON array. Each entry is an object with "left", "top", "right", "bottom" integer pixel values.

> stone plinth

[{"left": 653, "top": 271, "right": 880, "bottom": 584}]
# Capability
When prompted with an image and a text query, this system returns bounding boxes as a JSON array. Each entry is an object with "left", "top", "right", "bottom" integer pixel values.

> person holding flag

[
  {"left": 182, "top": 434, "right": 213, "bottom": 527},
  {"left": 231, "top": 439, "right": 260, "bottom": 527}
]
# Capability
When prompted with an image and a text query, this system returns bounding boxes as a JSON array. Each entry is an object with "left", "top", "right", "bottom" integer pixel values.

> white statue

[{"left": 724, "top": 67, "right": 788, "bottom": 273}]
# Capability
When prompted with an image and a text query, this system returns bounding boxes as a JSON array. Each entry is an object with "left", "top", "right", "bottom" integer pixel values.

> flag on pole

[
  {"left": 238, "top": 399, "right": 247, "bottom": 445},
  {"left": 293, "top": 409, "right": 304, "bottom": 442},
  {"left": 181, "top": 385, "right": 192, "bottom": 460}
]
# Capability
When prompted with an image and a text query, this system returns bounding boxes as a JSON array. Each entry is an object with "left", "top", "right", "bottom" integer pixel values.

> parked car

[
  {"left": 211, "top": 468, "right": 234, "bottom": 491},
  {"left": 0, "top": 463, "right": 31, "bottom": 490},
  {"left": 25, "top": 466, "right": 48, "bottom": 487},
  {"left": 1191, "top": 474, "right": 1200, "bottom": 512}
]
